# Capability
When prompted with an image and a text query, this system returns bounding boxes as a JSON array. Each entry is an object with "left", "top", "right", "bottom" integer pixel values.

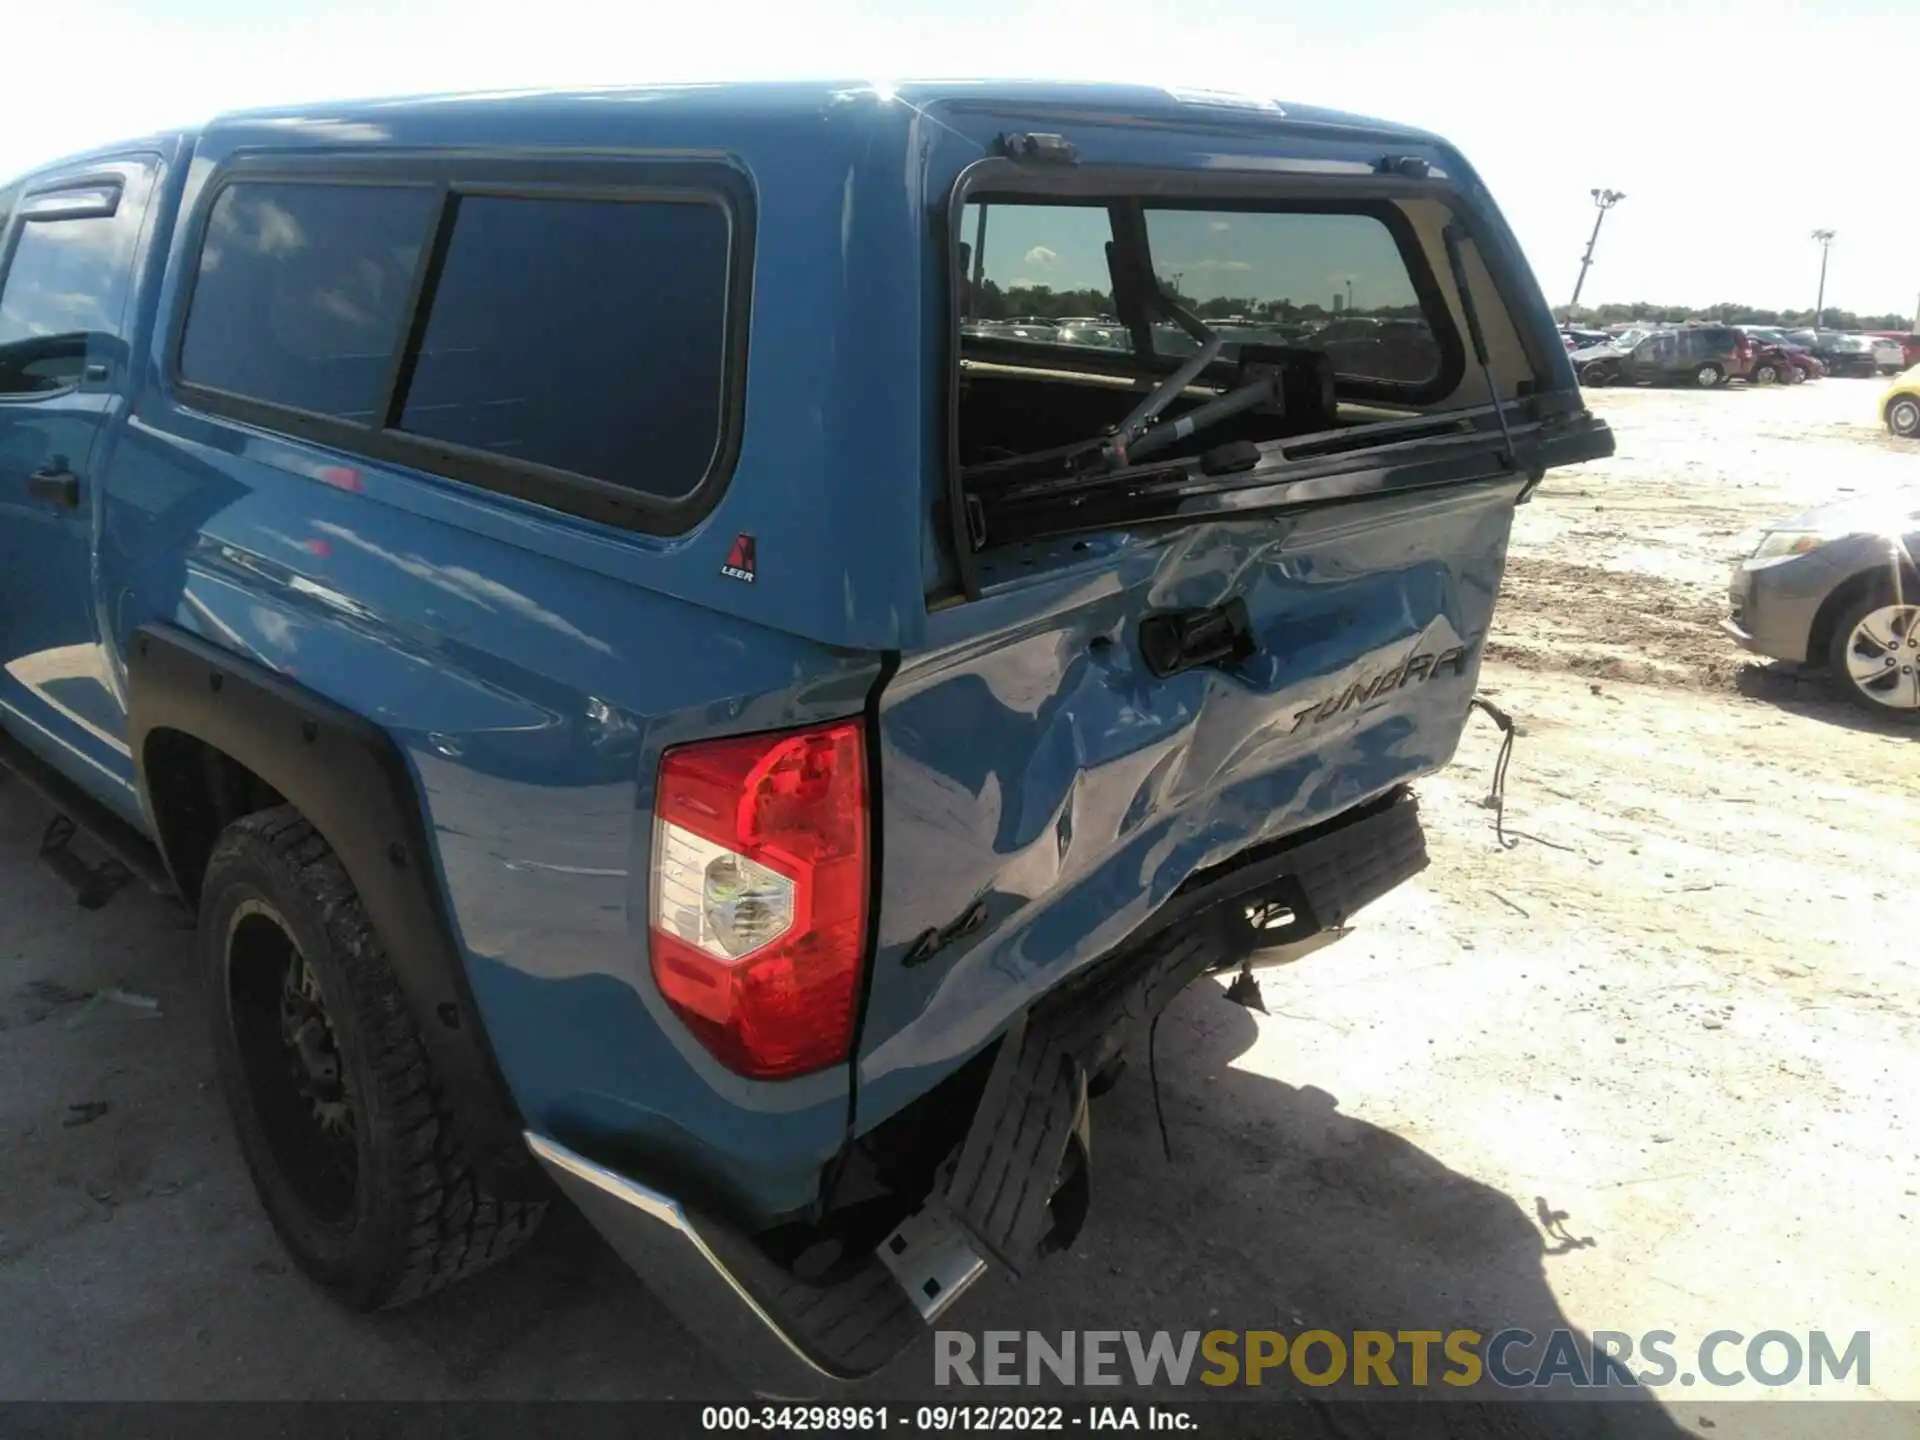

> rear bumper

[
  {"left": 526, "top": 1134, "right": 842, "bottom": 1396},
  {"left": 534, "top": 787, "right": 1427, "bottom": 1393},
  {"left": 528, "top": 1130, "right": 966, "bottom": 1397}
]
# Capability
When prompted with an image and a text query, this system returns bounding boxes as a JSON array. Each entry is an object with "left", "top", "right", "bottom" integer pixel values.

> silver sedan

[{"left": 1723, "top": 495, "right": 1920, "bottom": 716}]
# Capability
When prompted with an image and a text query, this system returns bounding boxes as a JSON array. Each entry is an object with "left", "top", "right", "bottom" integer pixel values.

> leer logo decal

[{"left": 721, "top": 533, "right": 756, "bottom": 584}]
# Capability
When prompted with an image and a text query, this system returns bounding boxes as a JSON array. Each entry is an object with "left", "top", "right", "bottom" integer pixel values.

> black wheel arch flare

[{"left": 124, "top": 622, "right": 538, "bottom": 1196}]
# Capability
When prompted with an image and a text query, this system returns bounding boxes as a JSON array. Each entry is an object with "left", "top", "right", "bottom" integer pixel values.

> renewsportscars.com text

[{"left": 934, "top": 1328, "right": 1871, "bottom": 1390}]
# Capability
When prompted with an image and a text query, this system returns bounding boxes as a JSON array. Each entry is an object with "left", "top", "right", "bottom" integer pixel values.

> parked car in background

[
  {"left": 964, "top": 317, "right": 1069, "bottom": 344},
  {"left": 1609, "top": 326, "right": 1656, "bottom": 352},
  {"left": 1310, "top": 317, "right": 1381, "bottom": 344},
  {"left": 1884, "top": 366, "right": 1920, "bottom": 438},
  {"left": 1786, "top": 330, "right": 1878, "bottom": 377},
  {"left": 1569, "top": 333, "right": 1634, "bottom": 384},
  {"left": 1560, "top": 325, "right": 1611, "bottom": 352},
  {"left": 1744, "top": 335, "right": 1806, "bottom": 386},
  {"left": 996, "top": 318, "right": 1063, "bottom": 343},
  {"left": 1149, "top": 320, "right": 1202, "bottom": 355},
  {"left": 1053, "top": 318, "right": 1129, "bottom": 350},
  {"left": 1736, "top": 326, "right": 1823, "bottom": 381},
  {"left": 1863, "top": 334, "right": 1909, "bottom": 375},
  {"left": 1724, "top": 493, "right": 1920, "bottom": 716},
  {"left": 1869, "top": 332, "right": 1920, "bottom": 370},
  {"left": 1316, "top": 317, "right": 1442, "bottom": 382},
  {"left": 1575, "top": 325, "right": 1752, "bottom": 388}
]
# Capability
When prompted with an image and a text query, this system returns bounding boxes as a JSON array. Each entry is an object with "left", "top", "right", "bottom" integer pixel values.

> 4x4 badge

[{"left": 721, "top": 534, "right": 756, "bottom": 584}]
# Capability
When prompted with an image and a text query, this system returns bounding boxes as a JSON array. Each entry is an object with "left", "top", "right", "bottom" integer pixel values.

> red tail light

[{"left": 649, "top": 720, "right": 869, "bottom": 1078}]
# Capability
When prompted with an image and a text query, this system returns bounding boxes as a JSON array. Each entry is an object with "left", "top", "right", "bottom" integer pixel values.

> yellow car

[{"left": 1885, "top": 365, "right": 1920, "bottom": 437}]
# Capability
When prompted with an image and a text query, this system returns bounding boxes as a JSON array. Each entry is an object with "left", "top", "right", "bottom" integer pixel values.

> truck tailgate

[{"left": 855, "top": 472, "right": 1519, "bottom": 1130}]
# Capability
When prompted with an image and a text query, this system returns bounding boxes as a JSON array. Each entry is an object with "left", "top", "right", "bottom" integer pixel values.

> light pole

[
  {"left": 1569, "top": 188, "right": 1625, "bottom": 318},
  {"left": 1811, "top": 230, "right": 1835, "bottom": 328}
]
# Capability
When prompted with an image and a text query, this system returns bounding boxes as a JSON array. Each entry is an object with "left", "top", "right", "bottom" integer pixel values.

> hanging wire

[
  {"left": 1468, "top": 695, "right": 1519, "bottom": 851},
  {"left": 1147, "top": 1012, "right": 1172, "bottom": 1162}
]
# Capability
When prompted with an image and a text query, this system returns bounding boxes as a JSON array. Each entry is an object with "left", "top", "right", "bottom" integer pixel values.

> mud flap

[
  {"left": 932, "top": 1011, "right": 1094, "bottom": 1277},
  {"left": 930, "top": 786, "right": 1430, "bottom": 1278},
  {"left": 931, "top": 916, "right": 1229, "bottom": 1276}
]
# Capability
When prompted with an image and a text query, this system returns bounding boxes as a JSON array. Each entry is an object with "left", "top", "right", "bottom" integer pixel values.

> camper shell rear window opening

[{"left": 947, "top": 182, "right": 1537, "bottom": 576}]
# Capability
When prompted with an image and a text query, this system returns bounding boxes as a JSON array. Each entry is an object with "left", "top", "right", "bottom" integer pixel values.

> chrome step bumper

[{"left": 526, "top": 1133, "right": 984, "bottom": 1397}]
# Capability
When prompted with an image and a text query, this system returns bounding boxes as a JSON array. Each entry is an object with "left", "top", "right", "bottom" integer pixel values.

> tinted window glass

[
  {"left": 961, "top": 202, "right": 1442, "bottom": 386},
  {"left": 180, "top": 183, "right": 436, "bottom": 421},
  {"left": 398, "top": 195, "right": 730, "bottom": 499},
  {"left": 0, "top": 207, "right": 131, "bottom": 396}
]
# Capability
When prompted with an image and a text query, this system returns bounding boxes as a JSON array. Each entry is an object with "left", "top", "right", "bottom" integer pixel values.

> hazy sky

[{"left": 5, "top": 0, "right": 1915, "bottom": 318}]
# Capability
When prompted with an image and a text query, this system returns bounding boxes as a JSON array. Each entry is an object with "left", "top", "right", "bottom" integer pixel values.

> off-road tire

[{"left": 202, "top": 805, "right": 544, "bottom": 1308}]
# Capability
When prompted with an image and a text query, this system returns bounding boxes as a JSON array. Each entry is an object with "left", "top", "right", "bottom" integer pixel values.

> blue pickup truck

[{"left": 0, "top": 80, "right": 1609, "bottom": 1392}]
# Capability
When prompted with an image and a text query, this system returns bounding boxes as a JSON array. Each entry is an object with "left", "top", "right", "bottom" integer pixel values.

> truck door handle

[
  {"left": 27, "top": 458, "right": 80, "bottom": 509},
  {"left": 1138, "top": 598, "right": 1257, "bottom": 678}
]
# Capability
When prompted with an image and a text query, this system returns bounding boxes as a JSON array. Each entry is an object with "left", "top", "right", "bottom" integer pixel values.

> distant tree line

[
  {"left": 970, "top": 279, "right": 1424, "bottom": 323},
  {"left": 1555, "top": 301, "right": 1915, "bottom": 331},
  {"left": 970, "top": 282, "right": 1117, "bottom": 319}
]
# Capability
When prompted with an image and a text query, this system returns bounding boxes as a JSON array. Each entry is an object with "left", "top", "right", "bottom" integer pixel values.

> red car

[
  {"left": 1746, "top": 337, "right": 1808, "bottom": 385},
  {"left": 1734, "top": 326, "right": 1823, "bottom": 382}
]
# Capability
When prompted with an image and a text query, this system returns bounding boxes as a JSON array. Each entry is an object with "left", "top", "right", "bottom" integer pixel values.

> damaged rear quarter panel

[{"left": 857, "top": 474, "right": 1521, "bottom": 1131}]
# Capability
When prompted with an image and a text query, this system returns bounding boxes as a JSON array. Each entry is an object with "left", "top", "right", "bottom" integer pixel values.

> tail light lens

[{"left": 649, "top": 720, "right": 869, "bottom": 1078}]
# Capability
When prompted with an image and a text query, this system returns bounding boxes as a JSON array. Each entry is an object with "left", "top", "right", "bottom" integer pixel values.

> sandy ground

[
  {"left": 1, "top": 376, "right": 1915, "bottom": 1434},
  {"left": 1494, "top": 376, "right": 1917, "bottom": 689}
]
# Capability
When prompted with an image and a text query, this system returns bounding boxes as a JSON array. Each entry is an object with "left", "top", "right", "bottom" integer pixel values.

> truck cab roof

[
  {"left": 204, "top": 78, "right": 1438, "bottom": 140},
  {"left": 6, "top": 79, "right": 1443, "bottom": 187}
]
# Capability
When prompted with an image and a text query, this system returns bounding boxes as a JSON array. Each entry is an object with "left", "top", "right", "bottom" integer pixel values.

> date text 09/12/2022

[{"left": 701, "top": 1406, "right": 1193, "bottom": 1432}]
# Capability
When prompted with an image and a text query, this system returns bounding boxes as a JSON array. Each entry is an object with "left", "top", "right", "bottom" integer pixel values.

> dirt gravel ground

[
  {"left": 1, "top": 375, "right": 1916, "bottom": 1434},
  {"left": 1495, "top": 376, "right": 1918, "bottom": 690}
]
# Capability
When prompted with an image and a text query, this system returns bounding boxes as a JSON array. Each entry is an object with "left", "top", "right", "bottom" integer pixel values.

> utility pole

[
  {"left": 1568, "top": 188, "right": 1625, "bottom": 318},
  {"left": 1811, "top": 230, "right": 1835, "bottom": 328}
]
